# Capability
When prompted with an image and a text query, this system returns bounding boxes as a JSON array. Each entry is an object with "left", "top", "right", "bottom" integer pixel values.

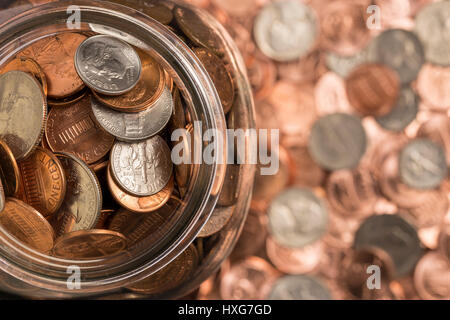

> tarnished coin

[
  {"left": 399, "top": 139, "right": 447, "bottom": 189},
  {"left": 193, "top": 48, "right": 235, "bottom": 114},
  {"left": 91, "top": 86, "right": 173, "bottom": 142},
  {"left": 75, "top": 35, "right": 142, "bottom": 95},
  {"left": 267, "top": 188, "right": 328, "bottom": 248},
  {"left": 126, "top": 244, "right": 198, "bottom": 294},
  {"left": 0, "top": 178, "right": 4, "bottom": 212},
  {"left": 375, "top": 86, "right": 419, "bottom": 132},
  {"left": 197, "top": 205, "right": 234, "bottom": 238},
  {"left": 0, "top": 56, "right": 48, "bottom": 96},
  {"left": 0, "top": 71, "right": 46, "bottom": 160},
  {"left": 414, "top": 252, "right": 450, "bottom": 300},
  {"left": 354, "top": 214, "right": 423, "bottom": 277},
  {"left": 51, "top": 152, "right": 102, "bottom": 237},
  {"left": 92, "top": 50, "right": 165, "bottom": 112},
  {"left": 107, "top": 166, "right": 173, "bottom": 213},
  {"left": 0, "top": 139, "right": 20, "bottom": 197},
  {"left": 368, "top": 29, "right": 424, "bottom": 84},
  {"left": 0, "top": 198, "right": 54, "bottom": 253},
  {"left": 415, "top": 1, "right": 450, "bottom": 66},
  {"left": 17, "top": 147, "right": 66, "bottom": 218},
  {"left": 52, "top": 229, "right": 127, "bottom": 259},
  {"left": 253, "top": 0, "right": 318, "bottom": 62},
  {"left": 110, "top": 136, "right": 173, "bottom": 196},
  {"left": 269, "top": 275, "right": 332, "bottom": 300},
  {"left": 308, "top": 113, "right": 367, "bottom": 171},
  {"left": 18, "top": 33, "right": 86, "bottom": 99},
  {"left": 46, "top": 95, "right": 115, "bottom": 164}
]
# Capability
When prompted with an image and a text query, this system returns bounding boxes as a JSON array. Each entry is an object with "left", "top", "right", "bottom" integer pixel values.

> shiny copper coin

[
  {"left": 18, "top": 33, "right": 87, "bottom": 99},
  {"left": 416, "top": 63, "right": 450, "bottom": 111},
  {"left": 0, "top": 198, "right": 54, "bottom": 253},
  {"left": 417, "top": 115, "right": 450, "bottom": 166},
  {"left": 288, "top": 145, "right": 325, "bottom": 188},
  {"left": 438, "top": 224, "right": 450, "bottom": 260},
  {"left": 0, "top": 56, "right": 48, "bottom": 96},
  {"left": 245, "top": 53, "right": 277, "bottom": 101},
  {"left": 47, "top": 87, "right": 88, "bottom": 108},
  {"left": 414, "top": 252, "right": 450, "bottom": 300},
  {"left": 277, "top": 49, "right": 328, "bottom": 84},
  {"left": 17, "top": 147, "right": 66, "bottom": 218},
  {"left": 346, "top": 63, "right": 399, "bottom": 117},
  {"left": 0, "top": 178, "right": 4, "bottom": 212},
  {"left": 197, "top": 205, "right": 234, "bottom": 238},
  {"left": 45, "top": 95, "right": 115, "bottom": 164},
  {"left": 95, "top": 209, "right": 115, "bottom": 229},
  {"left": 92, "top": 50, "right": 166, "bottom": 113},
  {"left": 231, "top": 209, "right": 267, "bottom": 260},
  {"left": 52, "top": 229, "right": 127, "bottom": 259},
  {"left": 0, "top": 139, "right": 20, "bottom": 197},
  {"left": 107, "top": 166, "right": 174, "bottom": 213}
]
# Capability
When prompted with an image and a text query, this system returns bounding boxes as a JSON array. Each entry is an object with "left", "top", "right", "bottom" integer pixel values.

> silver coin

[
  {"left": 110, "top": 136, "right": 173, "bottom": 196},
  {"left": 0, "top": 177, "right": 4, "bottom": 212},
  {"left": 268, "top": 187, "right": 328, "bottom": 248},
  {"left": 91, "top": 86, "right": 173, "bottom": 142},
  {"left": 325, "top": 49, "right": 369, "bottom": 78},
  {"left": 269, "top": 275, "right": 332, "bottom": 300},
  {"left": 375, "top": 86, "right": 419, "bottom": 132},
  {"left": 253, "top": 0, "right": 318, "bottom": 62},
  {"left": 354, "top": 214, "right": 423, "bottom": 277},
  {"left": 399, "top": 139, "right": 447, "bottom": 189},
  {"left": 75, "top": 35, "right": 142, "bottom": 95},
  {"left": 415, "top": 1, "right": 450, "bottom": 66},
  {"left": 308, "top": 113, "right": 367, "bottom": 171}
]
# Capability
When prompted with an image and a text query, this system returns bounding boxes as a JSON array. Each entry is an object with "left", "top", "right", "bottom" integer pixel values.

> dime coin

[
  {"left": 267, "top": 187, "right": 328, "bottom": 248},
  {"left": 0, "top": 139, "right": 20, "bottom": 197},
  {"left": 414, "top": 252, "right": 450, "bottom": 300},
  {"left": 75, "top": 35, "right": 142, "bottom": 95},
  {"left": 17, "top": 147, "right": 66, "bottom": 218},
  {"left": 0, "top": 71, "right": 46, "bottom": 160},
  {"left": 399, "top": 139, "right": 447, "bottom": 189},
  {"left": 126, "top": 244, "right": 198, "bottom": 294},
  {"left": 0, "top": 178, "right": 4, "bottom": 212},
  {"left": 91, "top": 86, "right": 173, "bottom": 142},
  {"left": 325, "top": 49, "right": 369, "bottom": 78},
  {"left": 18, "top": 33, "right": 86, "bottom": 99},
  {"left": 46, "top": 94, "right": 115, "bottom": 164},
  {"left": 110, "top": 136, "right": 173, "bottom": 196},
  {"left": 51, "top": 152, "right": 102, "bottom": 236},
  {"left": 193, "top": 48, "right": 235, "bottom": 114},
  {"left": 197, "top": 205, "right": 234, "bottom": 238},
  {"left": 107, "top": 166, "right": 174, "bottom": 213},
  {"left": 308, "top": 113, "right": 367, "bottom": 171},
  {"left": 354, "top": 214, "right": 423, "bottom": 277},
  {"left": 52, "top": 229, "right": 127, "bottom": 259},
  {"left": 0, "top": 198, "right": 54, "bottom": 253},
  {"left": 268, "top": 275, "right": 332, "bottom": 300},
  {"left": 92, "top": 49, "right": 165, "bottom": 112}
]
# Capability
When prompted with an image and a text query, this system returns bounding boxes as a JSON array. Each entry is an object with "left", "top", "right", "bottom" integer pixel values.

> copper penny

[
  {"left": 0, "top": 139, "right": 20, "bottom": 197},
  {"left": 417, "top": 115, "right": 450, "bottom": 166},
  {"left": 314, "top": 72, "right": 352, "bottom": 116},
  {"left": 416, "top": 64, "right": 450, "bottom": 111},
  {"left": 0, "top": 178, "right": 4, "bottom": 212},
  {"left": 17, "top": 147, "right": 66, "bottom": 218},
  {"left": 45, "top": 95, "right": 115, "bottom": 164},
  {"left": 47, "top": 87, "right": 88, "bottom": 108},
  {"left": 346, "top": 63, "right": 399, "bottom": 117},
  {"left": 95, "top": 209, "right": 115, "bottom": 229},
  {"left": 414, "top": 252, "right": 450, "bottom": 300},
  {"left": 245, "top": 53, "right": 277, "bottom": 101},
  {"left": 18, "top": 33, "right": 87, "bottom": 99},
  {"left": 0, "top": 198, "right": 54, "bottom": 253},
  {"left": 438, "top": 224, "right": 450, "bottom": 260},
  {"left": 405, "top": 190, "right": 449, "bottom": 229},
  {"left": 277, "top": 49, "right": 327, "bottom": 84},
  {"left": 52, "top": 229, "right": 127, "bottom": 259},
  {"left": 231, "top": 209, "right": 267, "bottom": 260},
  {"left": 287, "top": 145, "right": 325, "bottom": 188}
]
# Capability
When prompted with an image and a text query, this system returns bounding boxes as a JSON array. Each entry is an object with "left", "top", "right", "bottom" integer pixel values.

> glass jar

[{"left": 0, "top": 0, "right": 254, "bottom": 299}]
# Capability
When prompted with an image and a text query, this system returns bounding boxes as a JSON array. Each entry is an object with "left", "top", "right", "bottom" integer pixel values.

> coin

[
  {"left": 193, "top": 48, "right": 235, "bottom": 114},
  {"left": 107, "top": 166, "right": 174, "bottom": 213},
  {"left": 126, "top": 244, "right": 198, "bottom": 294},
  {"left": 416, "top": 63, "right": 450, "bottom": 111},
  {"left": 91, "top": 86, "right": 173, "bottom": 142},
  {"left": 368, "top": 29, "right": 424, "bottom": 84},
  {"left": 417, "top": 115, "right": 450, "bottom": 166},
  {"left": 45, "top": 94, "right": 115, "bottom": 164},
  {"left": 253, "top": 0, "right": 318, "bottom": 62},
  {"left": 0, "top": 56, "right": 48, "bottom": 96},
  {"left": 95, "top": 209, "right": 115, "bottom": 229},
  {"left": 288, "top": 145, "right": 325, "bottom": 188},
  {"left": 354, "top": 214, "right": 423, "bottom": 277},
  {"left": 217, "top": 164, "right": 239, "bottom": 207},
  {"left": 314, "top": 72, "right": 352, "bottom": 116},
  {"left": 414, "top": 252, "right": 450, "bottom": 300},
  {"left": 267, "top": 187, "right": 328, "bottom": 248},
  {"left": 0, "top": 178, "right": 4, "bottom": 212},
  {"left": 92, "top": 50, "right": 165, "bottom": 112},
  {"left": 325, "top": 49, "right": 369, "bottom": 78},
  {"left": 52, "top": 229, "right": 127, "bottom": 259},
  {"left": 18, "top": 33, "right": 86, "bottom": 99},
  {"left": 51, "top": 152, "right": 102, "bottom": 237},
  {"left": 415, "top": 1, "right": 450, "bottom": 66},
  {"left": 0, "top": 71, "right": 46, "bottom": 160},
  {"left": 438, "top": 224, "right": 450, "bottom": 260},
  {"left": 75, "top": 35, "right": 142, "bottom": 96},
  {"left": 197, "top": 205, "right": 234, "bottom": 238},
  {"left": 17, "top": 147, "right": 66, "bottom": 218},
  {"left": 0, "top": 139, "right": 20, "bottom": 197},
  {"left": 0, "top": 198, "right": 54, "bottom": 253},
  {"left": 47, "top": 87, "right": 88, "bottom": 108},
  {"left": 277, "top": 49, "right": 327, "bottom": 84},
  {"left": 399, "top": 139, "right": 447, "bottom": 190},
  {"left": 268, "top": 275, "right": 332, "bottom": 300},
  {"left": 308, "top": 113, "right": 367, "bottom": 171},
  {"left": 110, "top": 136, "right": 173, "bottom": 196},
  {"left": 346, "top": 63, "right": 400, "bottom": 117},
  {"left": 110, "top": 0, "right": 173, "bottom": 25}
]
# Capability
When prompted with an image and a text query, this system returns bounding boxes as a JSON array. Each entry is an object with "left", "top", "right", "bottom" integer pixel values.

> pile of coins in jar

[
  {"left": 189, "top": 0, "right": 450, "bottom": 300},
  {"left": 0, "top": 1, "right": 242, "bottom": 295}
]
